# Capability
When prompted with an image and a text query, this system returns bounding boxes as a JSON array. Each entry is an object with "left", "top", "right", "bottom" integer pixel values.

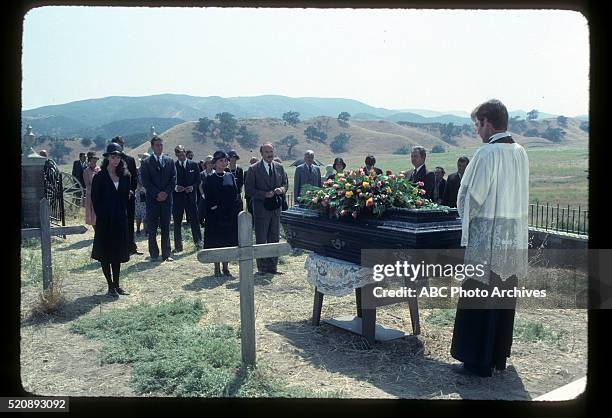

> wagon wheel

[{"left": 60, "top": 171, "right": 85, "bottom": 210}]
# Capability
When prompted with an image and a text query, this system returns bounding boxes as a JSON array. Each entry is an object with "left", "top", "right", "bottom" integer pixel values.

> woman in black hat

[
  {"left": 328, "top": 157, "right": 347, "bottom": 180},
  {"left": 203, "top": 150, "right": 240, "bottom": 277},
  {"left": 90, "top": 143, "right": 131, "bottom": 297}
]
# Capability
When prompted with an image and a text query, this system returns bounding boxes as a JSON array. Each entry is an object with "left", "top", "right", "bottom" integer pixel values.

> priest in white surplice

[{"left": 450, "top": 99, "right": 529, "bottom": 377}]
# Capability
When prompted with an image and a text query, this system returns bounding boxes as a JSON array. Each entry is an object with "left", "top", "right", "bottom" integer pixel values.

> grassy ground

[{"left": 20, "top": 221, "right": 587, "bottom": 399}]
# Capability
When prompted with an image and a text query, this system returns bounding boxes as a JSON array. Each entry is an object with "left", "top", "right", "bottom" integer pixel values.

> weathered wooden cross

[
  {"left": 197, "top": 211, "right": 291, "bottom": 367},
  {"left": 21, "top": 199, "right": 87, "bottom": 291}
]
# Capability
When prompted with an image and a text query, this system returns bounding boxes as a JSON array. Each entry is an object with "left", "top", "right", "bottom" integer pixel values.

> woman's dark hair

[
  {"left": 333, "top": 157, "right": 346, "bottom": 170},
  {"left": 471, "top": 99, "right": 508, "bottom": 130},
  {"left": 101, "top": 156, "right": 129, "bottom": 177},
  {"left": 365, "top": 155, "right": 376, "bottom": 166}
]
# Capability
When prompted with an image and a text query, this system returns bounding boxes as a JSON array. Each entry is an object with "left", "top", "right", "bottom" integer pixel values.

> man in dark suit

[
  {"left": 111, "top": 136, "right": 141, "bottom": 255},
  {"left": 432, "top": 166, "right": 447, "bottom": 204},
  {"left": 293, "top": 150, "right": 322, "bottom": 204},
  {"left": 172, "top": 145, "right": 202, "bottom": 252},
  {"left": 442, "top": 156, "right": 470, "bottom": 208},
  {"left": 139, "top": 135, "right": 177, "bottom": 262},
  {"left": 408, "top": 146, "right": 436, "bottom": 200},
  {"left": 72, "top": 153, "right": 87, "bottom": 187},
  {"left": 363, "top": 155, "right": 383, "bottom": 175},
  {"left": 245, "top": 143, "right": 288, "bottom": 275}
]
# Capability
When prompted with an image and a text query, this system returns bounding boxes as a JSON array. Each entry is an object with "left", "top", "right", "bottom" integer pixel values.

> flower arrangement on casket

[{"left": 297, "top": 168, "right": 449, "bottom": 219}]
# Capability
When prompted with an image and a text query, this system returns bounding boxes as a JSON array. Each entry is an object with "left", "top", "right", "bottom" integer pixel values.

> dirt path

[{"left": 20, "top": 228, "right": 587, "bottom": 399}]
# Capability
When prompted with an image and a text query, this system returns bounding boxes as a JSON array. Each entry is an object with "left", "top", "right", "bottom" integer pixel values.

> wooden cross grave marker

[
  {"left": 21, "top": 199, "right": 87, "bottom": 291},
  {"left": 197, "top": 211, "right": 291, "bottom": 367}
]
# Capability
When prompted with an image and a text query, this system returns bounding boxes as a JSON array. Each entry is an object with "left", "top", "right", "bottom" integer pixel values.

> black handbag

[
  {"left": 281, "top": 194, "right": 288, "bottom": 211},
  {"left": 264, "top": 194, "right": 283, "bottom": 211}
]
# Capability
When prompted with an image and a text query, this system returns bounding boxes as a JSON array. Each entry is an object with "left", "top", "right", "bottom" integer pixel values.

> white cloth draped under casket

[
  {"left": 457, "top": 142, "right": 530, "bottom": 285},
  {"left": 304, "top": 253, "right": 374, "bottom": 296}
]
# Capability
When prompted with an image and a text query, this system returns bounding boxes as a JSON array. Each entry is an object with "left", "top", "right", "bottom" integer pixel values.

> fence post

[{"left": 39, "top": 199, "right": 52, "bottom": 291}]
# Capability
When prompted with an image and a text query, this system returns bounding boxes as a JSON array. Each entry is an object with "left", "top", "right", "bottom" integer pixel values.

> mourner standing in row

[
  {"left": 329, "top": 157, "right": 346, "bottom": 180},
  {"left": 203, "top": 150, "right": 240, "bottom": 277},
  {"left": 90, "top": 143, "right": 131, "bottom": 297},
  {"left": 226, "top": 150, "right": 245, "bottom": 211},
  {"left": 408, "top": 146, "right": 436, "bottom": 200},
  {"left": 134, "top": 153, "right": 149, "bottom": 235},
  {"left": 293, "top": 150, "right": 322, "bottom": 204},
  {"left": 140, "top": 135, "right": 177, "bottom": 262},
  {"left": 432, "top": 166, "right": 446, "bottom": 205},
  {"left": 363, "top": 155, "right": 383, "bottom": 175},
  {"left": 245, "top": 143, "right": 288, "bottom": 275},
  {"left": 173, "top": 145, "right": 203, "bottom": 252},
  {"left": 443, "top": 156, "right": 470, "bottom": 208},
  {"left": 198, "top": 155, "right": 214, "bottom": 227},
  {"left": 450, "top": 99, "right": 529, "bottom": 377}
]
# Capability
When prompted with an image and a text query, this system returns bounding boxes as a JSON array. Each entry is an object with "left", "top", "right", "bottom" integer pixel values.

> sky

[{"left": 21, "top": 7, "right": 589, "bottom": 116}]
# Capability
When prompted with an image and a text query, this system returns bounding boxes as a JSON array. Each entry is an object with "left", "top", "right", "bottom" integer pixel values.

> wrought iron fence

[
  {"left": 43, "top": 159, "right": 66, "bottom": 228},
  {"left": 529, "top": 201, "right": 588, "bottom": 236}
]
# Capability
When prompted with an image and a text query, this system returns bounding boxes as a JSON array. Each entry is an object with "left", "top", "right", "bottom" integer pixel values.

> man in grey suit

[
  {"left": 293, "top": 150, "right": 322, "bottom": 204},
  {"left": 245, "top": 143, "right": 288, "bottom": 275},
  {"left": 139, "top": 136, "right": 177, "bottom": 262}
]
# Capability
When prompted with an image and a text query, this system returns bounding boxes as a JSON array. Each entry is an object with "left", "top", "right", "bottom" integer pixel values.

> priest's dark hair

[
  {"left": 457, "top": 156, "right": 470, "bottom": 164},
  {"left": 471, "top": 99, "right": 509, "bottom": 131}
]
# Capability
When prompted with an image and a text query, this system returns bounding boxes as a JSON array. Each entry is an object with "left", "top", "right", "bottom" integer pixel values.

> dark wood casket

[
  {"left": 280, "top": 206, "right": 462, "bottom": 264},
  {"left": 280, "top": 205, "right": 463, "bottom": 346}
]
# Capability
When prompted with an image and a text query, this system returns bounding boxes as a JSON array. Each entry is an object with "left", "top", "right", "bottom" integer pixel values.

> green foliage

[
  {"left": 556, "top": 115, "right": 568, "bottom": 128},
  {"left": 541, "top": 127, "right": 566, "bottom": 143},
  {"left": 275, "top": 135, "right": 299, "bottom": 159},
  {"left": 48, "top": 141, "right": 71, "bottom": 164},
  {"left": 80, "top": 137, "right": 92, "bottom": 147},
  {"left": 393, "top": 145, "right": 412, "bottom": 155},
  {"left": 509, "top": 116, "right": 527, "bottom": 133},
  {"left": 337, "top": 112, "right": 350, "bottom": 127},
  {"left": 523, "top": 128, "right": 540, "bottom": 137},
  {"left": 282, "top": 111, "right": 300, "bottom": 125},
  {"left": 304, "top": 126, "right": 327, "bottom": 143},
  {"left": 93, "top": 135, "right": 107, "bottom": 150},
  {"left": 330, "top": 133, "right": 350, "bottom": 152},
  {"left": 527, "top": 109, "right": 539, "bottom": 121},
  {"left": 514, "top": 318, "right": 568, "bottom": 344},
  {"left": 215, "top": 112, "right": 238, "bottom": 142},
  {"left": 438, "top": 123, "right": 459, "bottom": 144},
  {"left": 431, "top": 144, "right": 445, "bottom": 153},
  {"left": 425, "top": 309, "right": 455, "bottom": 326},
  {"left": 70, "top": 298, "right": 324, "bottom": 397},
  {"left": 236, "top": 125, "right": 259, "bottom": 150}
]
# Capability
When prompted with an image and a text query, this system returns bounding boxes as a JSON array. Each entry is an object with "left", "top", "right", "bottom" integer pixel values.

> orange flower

[
  {"left": 366, "top": 197, "right": 374, "bottom": 207},
  {"left": 415, "top": 200, "right": 423, "bottom": 207}
]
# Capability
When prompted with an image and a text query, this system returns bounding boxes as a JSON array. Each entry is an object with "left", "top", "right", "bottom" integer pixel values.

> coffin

[{"left": 280, "top": 206, "right": 462, "bottom": 265}]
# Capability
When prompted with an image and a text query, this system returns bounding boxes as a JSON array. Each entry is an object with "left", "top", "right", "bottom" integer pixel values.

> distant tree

[
  {"left": 523, "top": 128, "right": 540, "bottom": 137},
  {"left": 195, "top": 117, "right": 216, "bottom": 137},
  {"left": 579, "top": 121, "right": 589, "bottom": 133},
  {"left": 330, "top": 133, "right": 350, "bottom": 153},
  {"left": 314, "top": 119, "right": 330, "bottom": 134},
  {"left": 275, "top": 135, "right": 299, "bottom": 159},
  {"left": 508, "top": 116, "right": 527, "bottom": 133},
  {"left": 215, "top": 112, "right": 238, "bottom": 142},
  {"left": 439, "top": 123, "right": 459, "bottom": 144},
  {"left": 393, "top": 145, "right": 412, "bottom": 155},
  {"left": 337, "top": 112, "right": 351, "bottom": 127},
  {"left": 282, "top": 111, "right": 301, "bottom": 125},
  {"left": 48, "top": 141, "right": 71, "bottom": 164},
  {"left": 542, "top": 127, "right": 566, "bottom": 143},
  {"left": 431, "top": 144, "right": 445, "bottom": 153},
  {"left": 93, "top": 135, "right": 107, "bottom": 150},
  {"left": 304, "top": 125, "right": 327, "bottom": 143},
  {"left": 236, "top": 125, "right": 259, "bottom": 149},
  {"left": 527, "top": 109, "right": 539, "bottom": 121},
  {"left": 556, "top": 115, "right": 568, "bottom": 128},
  {"left": 80, "top": 137, "right": 92, "bottom": 147}
]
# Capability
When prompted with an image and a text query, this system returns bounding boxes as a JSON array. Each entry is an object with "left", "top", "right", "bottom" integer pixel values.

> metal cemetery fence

[
  {"left": 529, "top": 201, "right": 588, "bottom": 236},
  {"left": 42, "top": 159, "right": 66, "bottom": 228}
]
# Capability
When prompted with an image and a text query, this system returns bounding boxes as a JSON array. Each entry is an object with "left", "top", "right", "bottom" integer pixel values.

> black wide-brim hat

[
  {"left": 212, "top": 150, "right": 229, "bottom": 163},
  {"left": 333, "top": 157, "right": 346, "bottom": 170},
  {"left": 103, "top": 142, "right": 124, "bottom": 157},
  {"left": 228, "top": 149, "right": 240, "bottom": 160}
]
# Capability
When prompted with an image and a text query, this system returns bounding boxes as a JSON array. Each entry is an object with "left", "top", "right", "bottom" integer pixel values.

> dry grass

[{"left": 29, "top": 274, "right": 68, "bottom": 319}]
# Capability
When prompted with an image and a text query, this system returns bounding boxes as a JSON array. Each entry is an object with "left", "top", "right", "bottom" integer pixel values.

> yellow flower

[
  {"left": 357, "top": 189, "right": 362, "bottom": 193},
  {"left": 345, "top": 191, "right": 353, "bottom": 198},
  {"left": 362, "top": 182, "right": 369, "bottom": 187},
  {"left": 345, "top": 183, "right": 351, "bottom": 189},
  {"left": 386, "top": 187, "right": 392, "bottom": 193}
]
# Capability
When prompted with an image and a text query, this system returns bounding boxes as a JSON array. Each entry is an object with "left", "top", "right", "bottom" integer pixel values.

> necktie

[
  {"left": 308, "top": 165, "right": 312, "bottom": 174},
  {"left": 268, "top": 163, "right": 274, "bottom": 179}
]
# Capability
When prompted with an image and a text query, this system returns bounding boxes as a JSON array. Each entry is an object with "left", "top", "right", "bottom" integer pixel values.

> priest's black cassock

[{"left": 450, "top": 134, "right": 529, "bottom": 377}]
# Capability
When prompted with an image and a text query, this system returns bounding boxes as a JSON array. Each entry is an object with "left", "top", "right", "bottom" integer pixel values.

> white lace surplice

[
  {"left": 304, "top": 253, "right": 374, "bottom": 296},
  {"left": 457, "top": 142, "right": 529, "bottom": 284}
]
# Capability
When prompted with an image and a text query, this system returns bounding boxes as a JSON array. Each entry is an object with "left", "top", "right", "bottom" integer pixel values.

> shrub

[
  {"left": 431, "top": 144, "right": 445, "bottom": 153},
  {"left": 393, "top": 145, "right": 412, "bottom": 155}
]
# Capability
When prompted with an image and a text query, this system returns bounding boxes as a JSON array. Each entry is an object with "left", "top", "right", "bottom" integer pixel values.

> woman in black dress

[
  {"left": 204, "top": 150, "right": 240, "bottom": 277},
  {"left": 90, "top": 143, "right": 131, "bottom": 297},
  {"left": 328, "top": 157, "right": 346, "bottom": 180}
]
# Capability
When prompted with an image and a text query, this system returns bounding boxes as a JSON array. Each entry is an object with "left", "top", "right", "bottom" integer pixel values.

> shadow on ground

[
  {"left": 21, "top": 294, "right": 119, "bottom": 327},
  {"left": 266, "top": 319, "right": 529, "bottom": 400},
  {"left": 56, "top": 239, "right": 93, "bottom": 252}
]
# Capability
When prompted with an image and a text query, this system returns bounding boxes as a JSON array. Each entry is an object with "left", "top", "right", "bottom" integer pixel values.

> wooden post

[
  {"left": 238, "top": 211, "right": 256, "bottom": 367},
  {"left": 39, "top": 199, "right": 52, "bottom": 291}
]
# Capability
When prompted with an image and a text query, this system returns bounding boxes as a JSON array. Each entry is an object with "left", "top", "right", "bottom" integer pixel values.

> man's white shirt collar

[
  {"left": 488, "top": 131, "right": 511, "bottom": 144},
  {"left": 414, "top": 164, "right": 424, "bottom": 173}
]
